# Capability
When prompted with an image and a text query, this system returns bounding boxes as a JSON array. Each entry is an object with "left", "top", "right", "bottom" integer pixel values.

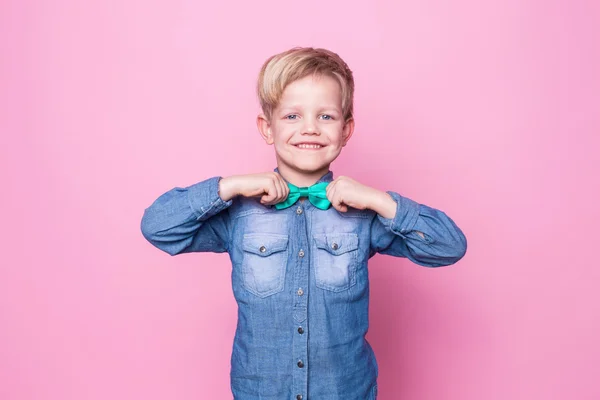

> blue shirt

[{"left": 140, "top": 169, "right": 467, "bottom": 400}]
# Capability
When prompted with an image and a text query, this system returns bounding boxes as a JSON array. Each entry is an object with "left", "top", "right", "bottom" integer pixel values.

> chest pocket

[
  {"left": 313, "top": 233, "right": 359, "bottom": 292},
  {"left": 241, "top": 233, "right": 289, "bottom": 298}
]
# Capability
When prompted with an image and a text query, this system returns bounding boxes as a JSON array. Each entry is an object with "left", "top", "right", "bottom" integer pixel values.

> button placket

[{"left": 292, "top": 201, "right": 308, "bottom": 398}]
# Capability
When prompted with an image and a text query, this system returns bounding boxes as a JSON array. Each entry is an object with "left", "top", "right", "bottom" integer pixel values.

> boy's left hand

[{"left": 326, "top": 176, "right": 396, "bottom": 218}]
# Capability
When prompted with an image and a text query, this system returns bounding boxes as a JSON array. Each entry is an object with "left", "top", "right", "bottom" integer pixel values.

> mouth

[{"left": 294, "top": 143, "right": 325, "bottom": 150}]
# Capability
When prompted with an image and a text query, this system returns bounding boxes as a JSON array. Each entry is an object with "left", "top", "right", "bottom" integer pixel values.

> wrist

[
  {"left": 218, "top": 176, "right": 239, "bottom": 201},
  {"left": 369, "top": 189, "right": 397, "bottom": 219}
]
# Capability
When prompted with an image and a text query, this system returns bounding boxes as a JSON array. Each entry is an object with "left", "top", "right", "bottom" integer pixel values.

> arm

[
  {"left": 140, "top": 176, "right": 233, "bottom": 256},
  {"left": 368, "top": 190, "right": 467, "bottom": 267}
]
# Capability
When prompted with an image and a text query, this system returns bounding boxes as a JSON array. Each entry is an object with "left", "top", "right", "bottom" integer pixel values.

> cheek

[
  {"left": 325, "top": 144, "right": 343, "bottom": 159},
  {"left": 272, "top": 129, "right": 294, "bottom": 151},
  {"left": 272, "top": 124, "right": 295, "bottom": 139},
  {"left": 326, "top": 127, "right": 345, "bottom": 146}
]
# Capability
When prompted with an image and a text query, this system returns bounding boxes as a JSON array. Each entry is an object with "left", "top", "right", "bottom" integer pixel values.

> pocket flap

[
  {"left": 242, "top": 233, "right": 289, "bottom": 256},
  {"left": 313, "top": 233, "right": 359, "bottom": 255}
]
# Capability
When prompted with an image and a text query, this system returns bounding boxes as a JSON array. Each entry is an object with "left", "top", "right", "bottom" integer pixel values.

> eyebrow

[{"left": 278, "top": 105, "right": 341, "bottom": 113}]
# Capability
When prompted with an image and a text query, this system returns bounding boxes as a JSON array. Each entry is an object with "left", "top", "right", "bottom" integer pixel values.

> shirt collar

[{"left": 273, "top": 167, "right": 334, "bottom": 185}]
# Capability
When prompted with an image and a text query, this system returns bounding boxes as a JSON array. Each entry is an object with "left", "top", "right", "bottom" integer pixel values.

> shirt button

[
  {"left": 296, "top": 207, "right": 303, "bottom": 215},
  {"left": 296, "top": 395, "right": 303, "bottom": 400},
  {"left": 331, "top": 242, "right": 339, "bottom": 250},
  {"left": 259, "top": 245, "right": 267, "bottom": 253},
  {"left": 298, "top": 250, "right": 305, "bottom": 257},
  {"left": 297, "top": 360, "right": 304, "bottom": 368},
  {"left": 297, "top": 288, "right": 304, "bottom": 296},
  {"left": 298, "top": 327, "right": 304, "bottom": 334}
]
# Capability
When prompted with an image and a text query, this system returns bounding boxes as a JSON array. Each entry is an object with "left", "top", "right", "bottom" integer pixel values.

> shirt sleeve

[
  {"left": 140, "top": 176, "right": 233, "bottom": 256},
  {"left": 369, "top": 191, "right": 467, "bottom": 267}
]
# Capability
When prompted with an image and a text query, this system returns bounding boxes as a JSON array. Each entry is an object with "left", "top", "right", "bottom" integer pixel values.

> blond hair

[{"left": 257, "top": 47, "right": 354, "bottom": 122}]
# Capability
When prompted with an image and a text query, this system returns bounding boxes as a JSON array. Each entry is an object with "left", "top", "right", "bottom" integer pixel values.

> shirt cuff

[
  {"left": 376, "top": 191, "right": 421, "bottom": 236},
  {"left": 186, "top": 176, "right": 233, "bottom": 220}
]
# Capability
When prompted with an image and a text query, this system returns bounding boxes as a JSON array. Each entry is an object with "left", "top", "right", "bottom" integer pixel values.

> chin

[
  {"left": 294, "top": 162, "right": 330, "bottom": 173},
  {"left": 278, "top": 153, "right": 332, "bottom": 174}
]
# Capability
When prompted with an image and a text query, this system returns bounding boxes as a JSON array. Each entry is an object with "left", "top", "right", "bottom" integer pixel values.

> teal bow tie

[{"left": 275, "top": 182, "right": 331, "bottom": 210}]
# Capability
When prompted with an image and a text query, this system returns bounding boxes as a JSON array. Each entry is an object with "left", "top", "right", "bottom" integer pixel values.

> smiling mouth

[{"left": 294, "top": 144, "right": 324, "bottom": 150}]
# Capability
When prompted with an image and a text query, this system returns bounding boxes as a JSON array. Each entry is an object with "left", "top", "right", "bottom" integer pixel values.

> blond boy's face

[{"left": 258, "top": 74, "right": 354, "bottom": 178}]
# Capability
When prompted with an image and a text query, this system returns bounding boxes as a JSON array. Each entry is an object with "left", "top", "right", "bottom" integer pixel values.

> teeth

[{"left": 297, "top": 144, "right": 322, "bottom": 149}]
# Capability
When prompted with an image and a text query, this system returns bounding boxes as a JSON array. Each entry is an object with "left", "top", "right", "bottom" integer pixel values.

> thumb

[
  {"left": 260, "top": 186, "right": 277, "bottom": 203},
  {"left": 331, "top": 197, "right": 348, "bottom": 213}
]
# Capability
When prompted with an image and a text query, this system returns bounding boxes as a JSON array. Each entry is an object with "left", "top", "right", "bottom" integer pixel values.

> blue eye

[
  {"left": 286, "top": 114, "right": 298, "bottom": 120},
  {"left": 320, "top": 114, "right": 332, "bottom": 120}
]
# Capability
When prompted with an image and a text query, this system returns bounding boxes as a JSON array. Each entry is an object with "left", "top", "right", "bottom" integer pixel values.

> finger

[
  {"left": 260, "top": 181, "right": 277, "bottom": 204},
  {"left": 266, "top": 176, "right": 280, "bottom": 204},
  {"left": 326, "top": 183, "right": 336, "bottom": 202},
  {"left": 271, "top": 173, "right": 286, "bottom": 203},
  {"left": 328, "top": 186, "right": 343, "bottom": 212},
  {"left": 274, "top": 175, "right": 285, "bottom": 202},
  {"left": 332, "top": 198, "right": 346, "bottom": 213},
  {"left": 280, "top": 175, "right": 290, "bottom": 199},
  {"left": 329, "top": 185, "right": 348, "bottom": 213},
  {"left": 334, "top": 195, "right": 348, "bottom": 212},
  {"left": 325, "top": 180, "right": 337, "bottom": 199}
]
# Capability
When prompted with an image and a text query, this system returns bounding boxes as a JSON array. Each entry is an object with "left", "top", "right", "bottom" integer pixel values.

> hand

[
  {"left": 219, "top": 172, "right": 290, "bottom": 206},
  {"left": 326, "top": 176, "right": 396, "bottom": 218}
]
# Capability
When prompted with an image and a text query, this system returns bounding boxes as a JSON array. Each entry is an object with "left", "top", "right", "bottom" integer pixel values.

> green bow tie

[{"left": 275, "top": 182, "right": 331, "bottom": 210}]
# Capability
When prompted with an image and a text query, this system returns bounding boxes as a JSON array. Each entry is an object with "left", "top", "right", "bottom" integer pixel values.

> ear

[
  {"left": 257, "top": 113, "right": 274, "bottom": 145},
  {"left": 341, "top": 118, "right": 355, "bottom": 146}
]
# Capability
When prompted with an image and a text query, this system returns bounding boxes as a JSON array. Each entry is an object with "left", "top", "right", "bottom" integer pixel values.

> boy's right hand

[{"left": 218, "top": 172, "right": 290, "bottom": 206}]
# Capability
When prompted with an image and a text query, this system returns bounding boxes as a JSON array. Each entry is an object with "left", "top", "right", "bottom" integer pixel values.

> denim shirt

[{"left": 140, "top": 169, "right": 467, "bottom": 400}]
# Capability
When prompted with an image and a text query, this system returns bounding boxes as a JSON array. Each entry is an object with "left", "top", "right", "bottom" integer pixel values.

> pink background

[{"left": 1, "top": 0, "right": 599, "bottom": 399}]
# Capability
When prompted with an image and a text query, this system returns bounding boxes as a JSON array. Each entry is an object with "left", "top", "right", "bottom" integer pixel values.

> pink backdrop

[{"left": 2, "top": 0, "right": 599, "bottom": 399}]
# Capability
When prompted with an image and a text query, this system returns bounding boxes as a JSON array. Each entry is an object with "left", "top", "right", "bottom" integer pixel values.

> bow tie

[{"left": 274, "top": 182, "right": 331, "bottom": 210}]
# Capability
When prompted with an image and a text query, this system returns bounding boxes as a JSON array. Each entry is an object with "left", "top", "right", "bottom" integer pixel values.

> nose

[{"left": 302, "top": 120, "right": 320, "bottom": 135}]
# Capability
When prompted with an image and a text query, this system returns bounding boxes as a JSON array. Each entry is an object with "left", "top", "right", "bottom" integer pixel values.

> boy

[{"left": 141, "top": 47, "right": 467, "bottom": 400}]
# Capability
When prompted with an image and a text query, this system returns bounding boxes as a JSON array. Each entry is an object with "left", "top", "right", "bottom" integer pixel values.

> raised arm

[
  {"left": 369, "top": 191, "right": 467, "bottom": 267},
  {"left": 141, "top": 176, "right": 232, "bottom": 256}
]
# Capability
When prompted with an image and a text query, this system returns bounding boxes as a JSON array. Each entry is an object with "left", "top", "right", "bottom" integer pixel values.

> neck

[{"left": 276, "top": 162, "right": 330, "bottom": 187}]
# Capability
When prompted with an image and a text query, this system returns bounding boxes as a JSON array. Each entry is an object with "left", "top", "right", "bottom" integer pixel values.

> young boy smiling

[{"left": 141, "top": 47, "right": 467, "bottom": 400}]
